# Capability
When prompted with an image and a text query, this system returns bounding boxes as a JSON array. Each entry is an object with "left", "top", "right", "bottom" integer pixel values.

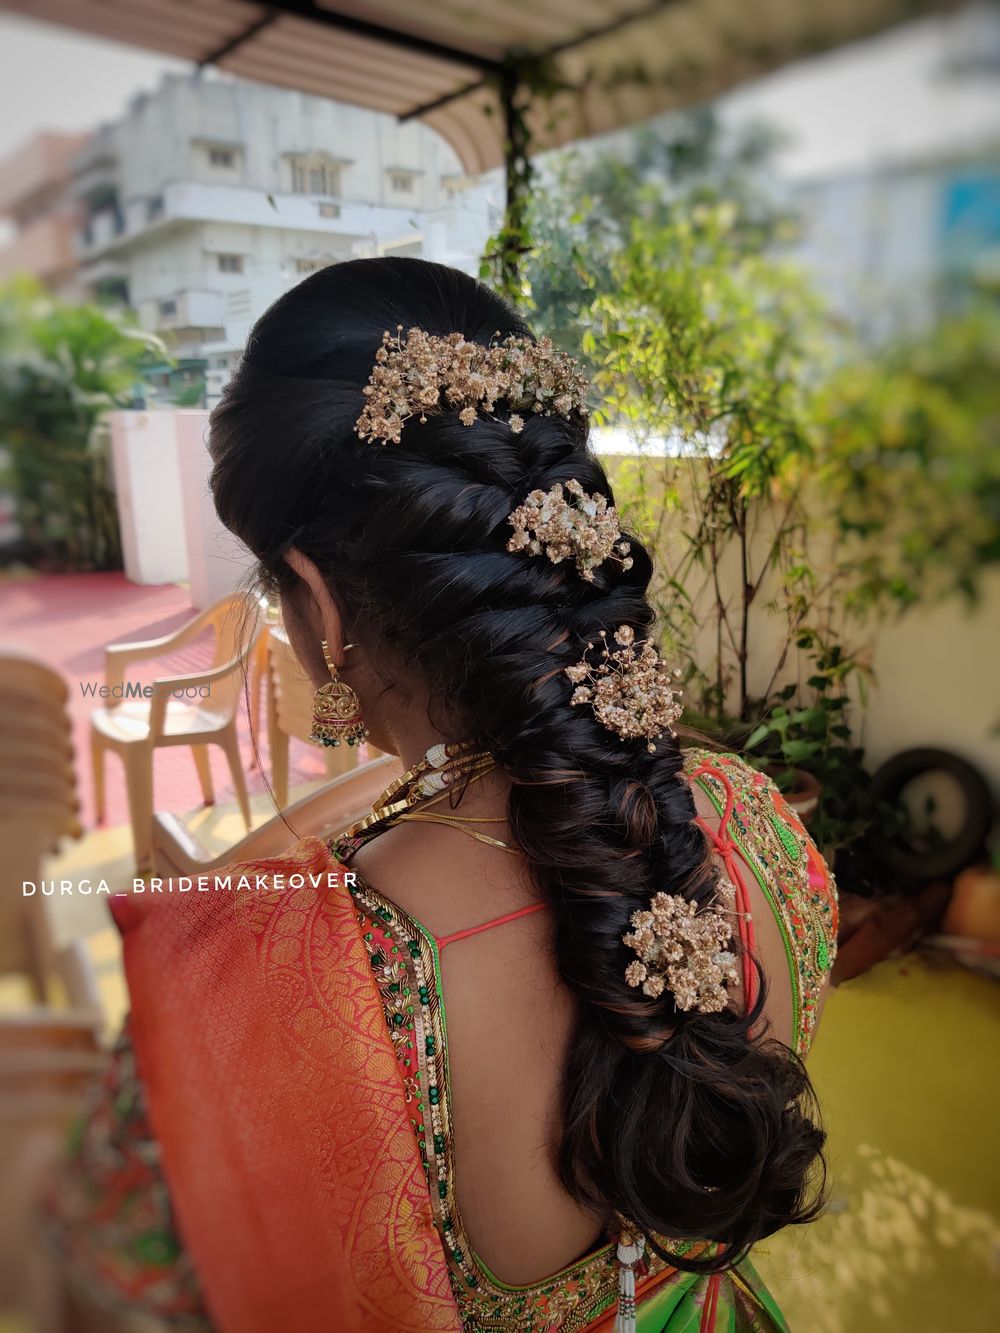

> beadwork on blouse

[
  {"left": 684, "top": 749, "right": 838, "bottom": 1055},
  {"left": 337, "top": 872, "right": 665, "bottom": 1329}
]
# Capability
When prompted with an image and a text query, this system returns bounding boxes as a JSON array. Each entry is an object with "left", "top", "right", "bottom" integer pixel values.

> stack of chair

[
  {"left": 0, "top": 649, "right": 83, "bottom": 1004},
  {"left": 0, "top": 651, "right": 107, "bottom": 1323}
]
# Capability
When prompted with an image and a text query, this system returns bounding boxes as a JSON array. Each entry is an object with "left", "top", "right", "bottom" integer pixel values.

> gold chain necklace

[{"left": 393, "top": 780, "right": 519, "bottom": 854}]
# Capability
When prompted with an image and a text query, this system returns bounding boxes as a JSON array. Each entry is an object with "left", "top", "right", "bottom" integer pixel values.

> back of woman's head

[{"left": 208, "top": 256, "right": 825, "bottom": 1269}]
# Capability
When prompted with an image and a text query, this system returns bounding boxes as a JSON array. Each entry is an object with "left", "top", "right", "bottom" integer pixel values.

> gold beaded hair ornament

[
  {"left": 355, "top": 326, "right": 589, "bottom": 445},
  {"left": 356, "top": 327, "right": 735, "bottom": 1020},
  {"left": 564, "top": 626, "right": 682, "bottom": 754},
  {"left": 623, "top": 888, "right": 739, "bottom": 1014},
  {"left": 506, "top": 479, "right": 633, "bottom": 582}
]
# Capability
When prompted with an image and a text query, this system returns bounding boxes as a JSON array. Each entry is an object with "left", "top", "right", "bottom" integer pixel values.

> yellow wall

[{"left": 863, "top": 569, "right": 1000, "bottom": 792}]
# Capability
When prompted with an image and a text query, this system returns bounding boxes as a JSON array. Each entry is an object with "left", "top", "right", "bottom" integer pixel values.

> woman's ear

[{"left": 283, "top": 548, "right": 345, "bottom": 667}]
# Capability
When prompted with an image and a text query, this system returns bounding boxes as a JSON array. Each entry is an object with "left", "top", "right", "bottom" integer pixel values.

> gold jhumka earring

[{"left": 308, "top": 640, "right": 366, "bottom": 748}]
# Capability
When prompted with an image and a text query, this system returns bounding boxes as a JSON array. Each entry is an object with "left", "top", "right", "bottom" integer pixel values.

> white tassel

[
  {"left": 425, "top": 743, "right": 449, "bottom": 769},
  {"left": 415, "top": 769, "right": 448, "bottom": 797},
  {"left": 614, "top": 1233, "right": 645, "bottom": 1333}
]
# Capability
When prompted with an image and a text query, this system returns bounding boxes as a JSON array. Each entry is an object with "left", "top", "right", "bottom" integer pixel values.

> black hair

[{"left": 208, "top": 256, "right": 825, "bottom": 1270}]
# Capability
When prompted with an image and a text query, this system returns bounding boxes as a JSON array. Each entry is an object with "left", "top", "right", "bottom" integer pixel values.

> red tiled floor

[{"left": 0, "top": 571, "right": 328, "bottom": 828}]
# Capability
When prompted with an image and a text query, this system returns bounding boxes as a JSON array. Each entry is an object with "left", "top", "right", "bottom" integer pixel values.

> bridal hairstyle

[{"left": 208, "top": 257, "right": 825, "bottom": 1270}]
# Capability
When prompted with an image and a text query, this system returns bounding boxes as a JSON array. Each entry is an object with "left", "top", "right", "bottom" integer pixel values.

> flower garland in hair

[
  {"left": 507, "top": 480, "right": 633, "bottom": 582},
  {"left": 564, "top": 626, "right": 683, "bottom": 753},
  {"left": 355, "top": 326, "right": 589, "bottom": 445}
]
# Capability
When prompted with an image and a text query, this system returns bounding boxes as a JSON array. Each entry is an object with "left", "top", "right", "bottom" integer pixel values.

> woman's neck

[
  {"left": 375, "top": 729, "right": 509, "bottom": 820},
  {"left": 376, "top": 714, "right": 470, "bottom": 772}
]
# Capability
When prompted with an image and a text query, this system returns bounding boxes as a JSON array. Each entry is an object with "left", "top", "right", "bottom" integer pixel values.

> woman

[{"left": 48, "top": 258, "right": 837, "bottom": 1332}]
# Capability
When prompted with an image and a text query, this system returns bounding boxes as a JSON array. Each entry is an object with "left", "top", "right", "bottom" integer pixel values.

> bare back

[{"left": 347, "top": 756, "right": 823, "bottom": 1286}]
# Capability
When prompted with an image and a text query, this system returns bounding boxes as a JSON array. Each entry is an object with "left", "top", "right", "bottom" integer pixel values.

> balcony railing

[
  {"left": 76, "top": 180, "right": 424, "bottom": 256},
  {"left": 150, "top": 289, "right": 227, "bottom": 331}
]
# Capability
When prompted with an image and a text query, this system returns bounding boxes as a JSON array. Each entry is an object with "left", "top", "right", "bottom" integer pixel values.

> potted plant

[{"left": 744, "top": 703, "right": 824, "bottom": 825}]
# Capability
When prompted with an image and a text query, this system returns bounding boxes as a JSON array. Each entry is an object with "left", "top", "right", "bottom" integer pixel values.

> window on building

[
  {"left": 318, "top": 201, "right": 341, "bottom": 219},
  {"left": 389, "top": 171, "right": 415, "bottom": 194},
  {"left": 217, "top": 254, "right": 244, "bottom": 274},
  {"left": 382, "top": 240, "right": 422, "bottom": 260},
  {"left": 95, "top": 278, "right": 129, "bottom": 307},
  {"left": 288, "top": 156, "right": 342, "bottom": 197},
  {"left": 294, "top": 256, "right": 335, "bottom": 274},
  {"left": 158, "top": 298, "right": 177, "bottom": 318},
  {"left": 209, "top": 147, "right": 236, "bottom": 168}
]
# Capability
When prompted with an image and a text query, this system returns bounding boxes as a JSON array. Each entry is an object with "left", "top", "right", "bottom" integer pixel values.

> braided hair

[{"left": 208, "top": 257, "right": 825, "bottom": 1269}]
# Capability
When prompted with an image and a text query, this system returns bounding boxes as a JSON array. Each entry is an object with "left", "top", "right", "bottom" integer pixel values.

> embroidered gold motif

[{"left": 683, "top": 749, "right": 838, "bottom": 1055}]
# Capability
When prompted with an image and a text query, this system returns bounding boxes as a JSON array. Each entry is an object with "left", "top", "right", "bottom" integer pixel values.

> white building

[
  {"left": 71, "top": 72, "right": 496, "bottom": 397},
  {"left": 787, "top": 146, "right": 1000, "bottom": 340},
  {"left": 724, "top": 1, "right": 1000, "bottom": 340}
]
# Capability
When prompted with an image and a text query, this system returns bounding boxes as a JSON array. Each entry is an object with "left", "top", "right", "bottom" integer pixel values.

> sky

[
  {"left": 0, "top": 5, "right": 998, "bottom": 180},
  {"left": 0, "top": 17, "right": 186, "bottom": 160}
]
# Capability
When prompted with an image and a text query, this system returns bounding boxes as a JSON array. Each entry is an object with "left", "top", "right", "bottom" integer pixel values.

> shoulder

[
  {"left": 682, "top": 746, "right": 822, "bottom": 878},
  {"left": 682, "top": 745, "right": 838, "bottom": 1054}
]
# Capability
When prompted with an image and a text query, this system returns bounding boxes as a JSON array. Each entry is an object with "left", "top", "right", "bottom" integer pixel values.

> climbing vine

[{"left": 480, "top": 55, "right": 567, "bottom": 305}]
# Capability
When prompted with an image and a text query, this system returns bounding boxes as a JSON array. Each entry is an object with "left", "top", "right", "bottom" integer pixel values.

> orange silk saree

[{"left": 110, "top": 835, "right": 461, "bottom": 1333}]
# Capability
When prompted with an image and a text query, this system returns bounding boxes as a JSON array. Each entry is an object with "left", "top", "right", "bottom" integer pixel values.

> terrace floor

[{"left": 758, "top": 953, "right": 1000, "bottom": 1332}]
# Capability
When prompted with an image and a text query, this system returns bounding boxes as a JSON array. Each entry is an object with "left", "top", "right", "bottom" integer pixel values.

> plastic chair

[
  {"left": 152, "top": 753, "right": 402, "bottom": 875},
  {"left": 89, "top": 592, "right": 261, "bottom": 871}
]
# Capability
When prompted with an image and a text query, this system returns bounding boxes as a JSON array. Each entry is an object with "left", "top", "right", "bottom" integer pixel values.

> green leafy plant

[
  {"left": 480, "top": 97, "right": 787, "bottom": 317},
  {"left": 0, "top": 277, "right": 164, "bottom": 571},
  {"left": 743, "top": 635, "right": 881, "bottom": 855},
  {"left": 589, "top": 201, "right": 827, "bottom": 722},
  {"left": 480, "top": 111, "right": 998, "bottom": 876},
  {"left": 479, "top": 55, "right": 571, "bottom": 305},
  {"left": 578, "top": 204, "right": 998, "bottom": 870},
  {"left": 815, "top": 305, "right": 1000, "bottom": 610}
]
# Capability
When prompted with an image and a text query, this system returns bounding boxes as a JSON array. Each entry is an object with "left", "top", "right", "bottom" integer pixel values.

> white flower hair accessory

[
  {"left": 564, "top": 626, "right": 683, "bottom": 753},
  {"left": 506, "top": 479, "right": 633, "bottom": 582},
  {"left": 623, "top": 889, "right": 739, "bottom": 1013},
  {"left": 355, "top": 326, "right": 589, "bottom": 445}
]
